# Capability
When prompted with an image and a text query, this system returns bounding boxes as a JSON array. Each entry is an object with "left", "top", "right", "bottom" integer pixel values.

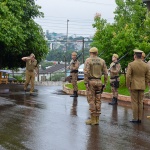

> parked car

[
  {"left": 65, "top": 64, "right": 84, "bottom": 82},
  {"left": 78, "top": 64, "right": 84, "bottom": 80}
]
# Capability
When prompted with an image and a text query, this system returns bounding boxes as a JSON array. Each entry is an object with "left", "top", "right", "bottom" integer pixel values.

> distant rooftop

[{"left": 39, "top": 64, "right": 66, "bottom": 74}]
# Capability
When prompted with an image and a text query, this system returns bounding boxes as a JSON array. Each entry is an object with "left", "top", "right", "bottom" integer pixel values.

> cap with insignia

[
  {"left": 72, "top": 52, "right": 77, "bottom": 56},
  {"left": 133, "top": 49, "right": 143, "bottom": 54},
  {"left": 89, "top": 47, "right": 98, "bottom": 53},
  {"left": 113, "top": 54, "right": 119, "bottom": 59},
  {"left": 30, "top": 53, "right": 35, "bottom": 58}
]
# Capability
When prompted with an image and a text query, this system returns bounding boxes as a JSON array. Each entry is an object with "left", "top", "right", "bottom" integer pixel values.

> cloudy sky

[{"left": 35, "top": 0, "right": 116, "bottom": 36}]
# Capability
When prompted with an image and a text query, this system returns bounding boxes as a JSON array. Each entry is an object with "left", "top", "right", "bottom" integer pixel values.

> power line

[
  {"left": 45, "top": 32, "right": 94, "bottom": 36},
  {"left": 35, "top": 17, "right": 114, "bottom": 22},
  {"left": 35, "top": 18, "right": 94, "bottom": 23},
  {"left": 36, "top": 21, "right": 94, "bottom": 27},
  {"left": 35, "top": 21, "right": 95, "bottom": 26},
  {"left": 48, "top": 40, "right": 93, "bottom": 43},
  {"left": 67, "top": 0, "right": 115, "bottom": 6},
  {"left": 37, "top": 25, "right": 95, "bottom": 30}
]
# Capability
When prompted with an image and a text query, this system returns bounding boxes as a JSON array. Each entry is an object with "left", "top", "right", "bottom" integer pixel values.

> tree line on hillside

[{"left": 46, "top": 48, "right": 90, "bottom": 64}]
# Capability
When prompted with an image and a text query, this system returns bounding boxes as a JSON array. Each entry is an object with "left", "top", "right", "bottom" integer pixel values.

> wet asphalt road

[{"left": 0, "top": 84, "right": 150, "bottom": 150}]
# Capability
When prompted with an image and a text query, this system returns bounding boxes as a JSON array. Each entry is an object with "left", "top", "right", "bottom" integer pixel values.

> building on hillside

[{"left": 37, "top": 64, "right": 66, "bottom": 81}]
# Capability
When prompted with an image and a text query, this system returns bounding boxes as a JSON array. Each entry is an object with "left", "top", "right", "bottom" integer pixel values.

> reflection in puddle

[{"left": 70, "top": 97, "right": 78, "bottom": 116}]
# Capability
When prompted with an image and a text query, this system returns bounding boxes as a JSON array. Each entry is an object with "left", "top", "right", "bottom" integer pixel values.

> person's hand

[
  {"left": 128, "top": 87, "right": 131, "bottom": 92},
  {"left": 103, "top": 85, "right": 106, "bottom": 90},
  {"left": 86, "top": 84, "right": 89, "bottom": 89}
]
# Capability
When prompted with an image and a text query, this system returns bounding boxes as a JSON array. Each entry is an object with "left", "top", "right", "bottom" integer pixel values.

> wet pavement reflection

[
  {"left": 70, "top": 97, "right": 78, "bottom": 116},
  {"left": 0, "top": 84, "right": 150, "bottom": 150}
]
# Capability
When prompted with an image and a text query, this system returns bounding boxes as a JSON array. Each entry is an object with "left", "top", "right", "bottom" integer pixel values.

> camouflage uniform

[
  {"left": 109, "top": 63, "right": 121, "bottom": 102},
  {"left": 126, "top": 49, "right": 150, "bottom": 123},
  {"left": 84, "top": 47, "right": 108, "bottom": 125},
  {"left": 147, "top": 60, "right": 150, "bottom": 70},
  {"left": 69, "top": 53, "right": 80, "bottom": 97},
  {"left": 109, "top": 54, "right": 121, "bottom": 105},
  {"left": 142, "top": 52, "right": 147, "bottom": 63},
  {"left": 24, "top": 58, "right": 38, "bottom": 93}
]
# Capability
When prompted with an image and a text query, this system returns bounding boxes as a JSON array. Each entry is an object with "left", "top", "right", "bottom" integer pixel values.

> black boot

[
  {"left": 109, "top": 97, "right": 117, "bottom": 105},
  {"left": 74, "top": 91, "right": 78, "bottom": 97},
  {"left": 70, "top": 91, "right": 78, "bottom": 97},
  {"left": 115, "top": 98, "right": 118, "bottom": 105},
  {"left": 70, "top": 91, "right": 76, "bottom": 97}
]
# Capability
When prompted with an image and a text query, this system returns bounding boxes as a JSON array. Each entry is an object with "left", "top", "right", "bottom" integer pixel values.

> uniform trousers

[
  {"left": 130, "top": 90, "right": 144, "bottom": 120},
  {"left": 24, "top": 70, "right": 35, "bottom": 93},
  {"left": 87, "top": 79, "right": 102, "bottom": 116},
  {"left": 110, "top": 80, "right": 119, "bottom": 98},
  {"left": 71, "top": 73, "right": 78, "bottom": 91}
]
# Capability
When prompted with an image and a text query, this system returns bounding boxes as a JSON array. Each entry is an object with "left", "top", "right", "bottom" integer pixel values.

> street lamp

[{"left": 142, "top": 0, "right": 150, "bottom": 11}]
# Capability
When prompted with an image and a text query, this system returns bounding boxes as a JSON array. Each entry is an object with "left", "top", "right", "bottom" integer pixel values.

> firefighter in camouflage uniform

[
  {"left": 69, "top": 52, "right": 80, "bottom": 97},
  {"left": 84, "top": 47, "right": 108, "bottom": 125},
  {"left": 109, "top": 54, "right": 121, "bottom": 105}
]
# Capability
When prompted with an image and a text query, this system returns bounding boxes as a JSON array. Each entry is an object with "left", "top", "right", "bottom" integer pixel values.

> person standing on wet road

[
  {"left": 69, "top": 52, "right": 80, "bottom": 97},
  {"left": 84, "top": 47, "right": 108, "bottom": 125},
  {"left": 108, "top": 54, "right": 121, "bottom": 105},
  {"left": 22, "top": 53, "right": 38, "bottom": 95},
  {"left": 126, "top": 49, "right": 150, "bottom": 123}
]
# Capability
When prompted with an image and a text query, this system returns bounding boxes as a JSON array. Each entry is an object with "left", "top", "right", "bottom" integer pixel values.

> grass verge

[{"left": 65, "top": 75, "right": 149, "bottom": 96}]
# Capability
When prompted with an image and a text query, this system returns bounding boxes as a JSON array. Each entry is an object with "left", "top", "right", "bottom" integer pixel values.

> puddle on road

[{"left": 52, "top": 89, "right": 68, "bottom": 95}]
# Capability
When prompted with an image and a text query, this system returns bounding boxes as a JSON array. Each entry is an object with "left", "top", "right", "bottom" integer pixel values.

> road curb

[{"left": 62, "top": 84, "right": 150, "bottom": 106}]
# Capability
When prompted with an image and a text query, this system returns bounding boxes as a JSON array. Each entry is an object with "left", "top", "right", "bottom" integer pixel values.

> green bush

[
  {"left": 13, "top": 75, "right": 24, "bottom": 82},
  {"left": 50, "top": 72, "right": 65, "bottom": 81}
]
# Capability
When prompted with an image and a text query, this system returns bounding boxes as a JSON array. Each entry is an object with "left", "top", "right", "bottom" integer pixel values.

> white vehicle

[{"left": 78, "top": 64, "right": 84, "bottom": 80}]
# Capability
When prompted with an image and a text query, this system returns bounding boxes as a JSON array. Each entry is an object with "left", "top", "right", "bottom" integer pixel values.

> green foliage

[
  {"left": 13, "top": 75, "right": 23, "bottom": 82},
  {"left": 91, "top": 0, "right": 150, "bottom": 71},
  {"left": 0, "top": 0, "right": 48, "bottom": 69},
  {"left": 50, "top": 72, "right": 65, "bottom": 81},
  {"left": 46, "top": 49, "right": 72, "bottom": 63},
  {"left": 40, "top": 61, "right": 53, "bottom": 70},
  {"left": 46, "top": 49, "right": 89, "bottom": 64},
  {"left": 65, "top": 81, "right": 86, "bottom": 90}
]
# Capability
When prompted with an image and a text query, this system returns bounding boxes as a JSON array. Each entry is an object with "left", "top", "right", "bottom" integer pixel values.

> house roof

[
  {"left": 39, "top": 64, "right": 66, "bottom": 74},
  {"left": 0, "top": 70, "right": 12, "bottom": 74}
]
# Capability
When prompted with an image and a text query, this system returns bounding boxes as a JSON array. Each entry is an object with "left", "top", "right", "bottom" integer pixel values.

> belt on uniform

[
  {"left": 110, "top": 76, "right": 119, "bottom": 79},
  {"left": 70, "top": 70, "right": 78, "bottom": 73},
  {"left": 88, "top": 77, "right": 101, "bottom": 80},
  {"left": 27, "top": 70, "right": 34, "bottom": 72}
]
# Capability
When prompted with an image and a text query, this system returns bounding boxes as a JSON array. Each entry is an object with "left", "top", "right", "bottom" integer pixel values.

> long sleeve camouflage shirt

[{"left": 84, "top": 55, "right": 108, "bottom": 84}]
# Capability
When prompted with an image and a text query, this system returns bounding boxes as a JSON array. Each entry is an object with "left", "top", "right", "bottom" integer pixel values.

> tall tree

[
  {"left": 0, "top": 0, "right": 48, "bottom": 69},
  {"left": 92, "top": 0, "right": 150, "bottom": 71}
]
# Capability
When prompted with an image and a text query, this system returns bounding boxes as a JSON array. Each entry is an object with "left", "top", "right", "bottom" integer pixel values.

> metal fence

[{"left": 9, "top": 71, "right": 66, "bottom": 82}]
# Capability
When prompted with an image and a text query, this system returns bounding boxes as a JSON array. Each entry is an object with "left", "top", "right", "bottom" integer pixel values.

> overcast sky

[{"left": 35, "top": 0, "right": 116, "bottom": 36}]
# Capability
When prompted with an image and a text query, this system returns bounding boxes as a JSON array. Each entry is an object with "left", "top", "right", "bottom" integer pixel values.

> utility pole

[
  {"left": 82, "top": 37, "right": 85, "bottom": 63},
  {"left": 65, "top": 19, "right": 69, "bottom": 79},
  {"left": 66, "top": 19, "right": 69, "bottom": 52}
]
